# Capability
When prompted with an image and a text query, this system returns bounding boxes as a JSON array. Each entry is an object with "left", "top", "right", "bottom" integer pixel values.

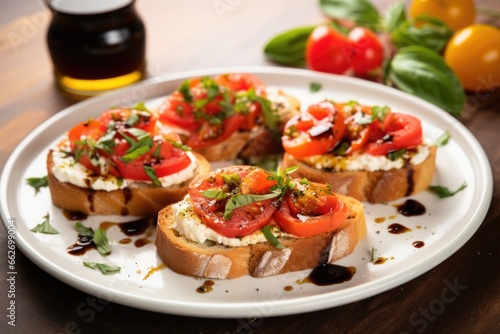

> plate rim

[{"left": 0, "top": 66, "right": 493, "bottom": 318}]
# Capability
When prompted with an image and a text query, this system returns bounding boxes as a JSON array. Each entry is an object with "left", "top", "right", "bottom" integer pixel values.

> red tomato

[
  {"left": 282, "top": 101, "right": 346, "bottom": 158},
  {"left": 158, "top": 92, "right": 198, "bottom": 131},
  {"left": 306, "top": 25, "right": 355, "bottom": 74},
  {"left": 186, "top": 115, "right": 242, "bottom": 149},
  {"left": 110, "top": 135, "right": 191, "bottom": 181},
  {"left": 367, "top": 112, "right": 423, "bottom": 155},
  {"left": 98, "top": 108, "right": 157, "bottom": 134},
  {"left": 67, "top": 119, "right": 104, "bottom": 173},
  {"left": 241, "top": 168, "right": 278, "bottom": 195},
  {"left": 348, "top": 27, "right": 384, "bottom": 75},
  {"left": 189, "top": 166, "right": 277, "bottom": 238},
  {"left": 274, "top": 180, "right": 349, "bottom": 237},
  {"left": 215, "top": 73, "right": 266, "bottom": 95}
]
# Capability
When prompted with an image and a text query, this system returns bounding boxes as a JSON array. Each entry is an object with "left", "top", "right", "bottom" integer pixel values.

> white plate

[{"left": 0, "top": 67, "right": 492, "bottom": 318}]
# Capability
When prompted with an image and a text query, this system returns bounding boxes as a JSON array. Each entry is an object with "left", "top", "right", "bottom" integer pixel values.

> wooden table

[{"left": 1, "top": 1, "right": 498, "bottom": 333}]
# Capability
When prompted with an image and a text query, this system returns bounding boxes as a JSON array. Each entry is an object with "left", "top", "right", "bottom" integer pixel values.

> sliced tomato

[
  {"left": 367, "top": 112, "right": 423, "bottom": 155},
  {"left": 274, "top": 181, "right": 349, "bottom": 237},
  {"left": 282, "top": 101, "right": 346, "bottom": 158},
  {"left": 110, "top": 135, "right": 191, "bottom": 181},
  {"left": 215, "top": 73, "right": 266, "bottom": 95},
  {"left": 158, "top": 93, "right": 198, "bottom": 131},
  {"left": 98, "top": 108, "right": 157, "bottom": 134},
  {"left": 241, "top": 168, "right": 278, "bottom": 194},
  {"left": 188, "top": 166, "right": 277, "bottom": 238},
  {"left": 187, "top": 115, "right": 241, "bottom": 149},
  {"left": 68, "top": 118, "right": 103, "bottom": 149}
]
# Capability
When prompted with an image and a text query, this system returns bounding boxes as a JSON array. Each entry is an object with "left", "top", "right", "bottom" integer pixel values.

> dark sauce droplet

[
  {"left": 307, "top": 264, "right": 356, "bottom": 286},
  {"left": 373, "top": 257, "right": 387, "bottom": 265},
  {"left": 396, "top": 199, "right": 426, "bottom": 216},
  {"left": 197, "top": 280, "right": 215, "bottom": 293},
  {"left": 67, "top": 236, "right": 96, "bottom": 255},
  {"left": 412, "top": 241, "right": 425, "bottom": 248},
  {"left": 284, "top": 285, "right": 294, "bottom": 291},
  {"left": 63, "top": 210, "right": 88, "bottom": 221},
  {"left": 388, "top": 223, "right": 412, "bottom": 234},
  {"left": 120, "top": 218, "right": 151, "bottom": 236}
]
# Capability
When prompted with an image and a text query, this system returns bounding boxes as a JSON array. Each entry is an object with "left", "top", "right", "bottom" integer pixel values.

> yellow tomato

[
  {"left": 444, "top": 24, "right": 500, "bottom": 92},
  {"left": 409, "top": 0, "right": 476, "bottom": 31}
]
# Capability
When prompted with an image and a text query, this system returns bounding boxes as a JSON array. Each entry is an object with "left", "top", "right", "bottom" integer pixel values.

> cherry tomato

[
  {"left": 282, "top": 101, "right": 346, "bottom": 158},
  {"left": 67, "top": 119, "right": 104, "bottom": 173},
  {"left": 306, "top": 25, "right": 355, "bottom": 74},
  {"left": 444, "top": 24, "right": 500, "bottom": 92},
  {"left": 274, "top": 180, "right": 349, "bottom": 237},
  {"left": 188, "top": 166, "right": 277, "bottom": 238},
  {"left": 240, "top": 168, "right": 277, "bottom": 195},
  {"left": 348, "top": 27, "right": 384, "bottom": 75},
  {"left": 409, "top": 0, "right": 476, "bottom": 32},
  {"left": 367, "top": 112, "right": 423, "bottom": 155}
]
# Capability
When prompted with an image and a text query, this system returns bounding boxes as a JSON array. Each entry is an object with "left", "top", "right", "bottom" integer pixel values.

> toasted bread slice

[
  {"left": 155, "top": 194, "right": 366, "bottom": 279},
  {"left": 47, "top": 151, "right": 211, "bottom": 216},
  {"left": 281, "top": 145, "right": 436, "bottom": 203}
]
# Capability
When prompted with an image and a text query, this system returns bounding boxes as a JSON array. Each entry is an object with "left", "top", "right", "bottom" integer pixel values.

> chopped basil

[
  {"left": 387, "top": 148, "right": 406, "bottom": 161},
  {"left": 31, "top": 214, "right": 59, "bottom": 234},
  {"left": 332, "top": 141, "right": 350, "bottom": 155},
  {"left": 201, "top": 189, "right": 228, "bottom": 201},
  {"left": 152, "top": 142, "right": 162, "bottom": 157},
  {"left": 435, "top": 130, "right": 451, "bottom": 147},
  {"left": 169, "top": 140, "right": 192, "bottom": 151},
  {"left": 83, "top": 262, "right": 121, "bottom": 275},
  {"left": 222, "top": 173, "right": 240, "bottom": 188},
  {"left": 93, "top": 228, "right": 111, "bottom": 255},
  {"left": 429, "top": 182, "right": 467, "bottom": 198},
  {"left": 144, "top": 166, "right": 161, "bottom": 186},
  {"left": 299, "top": 178, "right": 310, "bottom": 185},
  {"left": 261, "top": 226, "right": 286, "bottom": 249},
  {"left": 309, "top": 82, "right": 322, "bottom": 92},
  {"left": 179, "top": 80, "right": 193, "bottom": 102},
  {"left": 132, "top": 101, "right": 151, "bottom": 113},
  {"left": 372, "top": 105, "right": 390, "bottom": 121},
  {"left": 370, "top": 247, "right": 375, "bottom": 263},
  {"left": 125, "top": 112, "right": 140, "bottom": 127},
  {"left": 224, "top": 193, "right": 281, "bottom": 220},
  {"left": 75, "top": 222, "right": 94, "bottom": 237},
  {"left": 26, "top": 176, "right": 48, "bottom": 194}
]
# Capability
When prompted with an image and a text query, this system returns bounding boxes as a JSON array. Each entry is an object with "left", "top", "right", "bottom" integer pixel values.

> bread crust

[
  {"left": 281, "top": 145, "right": 437, "bottom": 203},
  {"left": 47, "top": 151, "right": 211, "bottom": 216},
  {"left": 155, "top": 194, "right": 366, "bottom": 279}
]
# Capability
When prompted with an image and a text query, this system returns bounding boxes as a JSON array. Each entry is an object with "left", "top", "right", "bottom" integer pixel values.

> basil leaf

[
  {"left": 384, "top": 1, "right": 406, "bottom": 33},
  {"left": 93, "top": 229, "right": 111, "bottom": 255},
  {"left": 83, "top": 262, "right": 121, "bottom": 275},
  {"left": 75, "top": 222, "right": 94, "bottom": 237},
  {"left": 372, "top": 105, "right": 390, "bottom": 121},
  {"left": 435, "top": 131, "right": 451, "bottom": 147},
  {"left": 391, "top": 16, "right": 453, "bottom": 53},
  {"left": 261, "top": 226, "right": 286, "bottom": 249},
  {"left": 202, "top": 189, "right": 227, "bottom": 201},
  {"left": 144, "top": 166, "right": 161, "bottom": 186},
  {"left": 30, "top": 213, "right": 59, "bottom": 235},
  {"left": 178, "top": 80, "right": 193, "bottom": 102},
  {"left": 429, "top": 182, "right": 467, "bottom": 198},
  {"left": 310, "top": 82, "right": 322, "bottom": 93},
  {"left": 224, "top": 193, "right": 280, "bottom": 220},
  {"left": 132, "top": 101, "right": 151, "bottom": 113},
  {"left": 263, "top": 25, "right": 316, "bottom": 66},
  {"left": 385, "top": 46, "right": 465, "bottom": 116},
  {"left": 320, "top": 0, "right": 382, "bottom": 32},
  {"left": 26, "top": 176, "right": 48, "bottom": 194},
  {"left": 387, "top": 148, "right": 406, "bottom": 161}
]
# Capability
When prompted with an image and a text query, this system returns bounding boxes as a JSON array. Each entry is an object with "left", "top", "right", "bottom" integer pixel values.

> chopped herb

[
  {"left": 31, "top": 214, "right": 59, "bottom": 234},
  {"left": 144, "top": 166, "right": 161, "bottom": 186},
  {"left": 284, "top": 125, "right": 298, "bottom": 137},
  {"left": 224, "top": 193, "right": 281, "bottom": 220},
  {"left": 26, "top": 176, "right": 48, "bottom": 194},
  {"left": 75, "top": 222, "right": 94, "bottom": 237},
  {"left": 169, "top": 140, "right": 192, "bottom": 151},
  {"left": 261, "top": 226, "right": 286, "bottom": 249},
  {"left": 179, "top": 80, "right": 193, "bottom": 102},
  {"left": 435, "top": 130, "right": 451, "bottom": 147},
  {"left": 96, "top": 131, "right": 117, "bottom": 153},
  {"left": 346, "top": 100, "right": 359, "bottom": 107},
  {"left": 125, "top": 112, "right": 140, "bottom": 127},
  {"left": 370, "top": 247, "right": 375, "bottom": 263},
  {"left": 429, "top": 182, "right": 467, "bottom": 198},
  {"left": 309, "top": 82, "right": 322, "bottom": 92},
  {"left": 332, "top": 141, "right": 350, "bottom": 155},
  {"left": 201, "top": 189, "right": 228, "bottom": 201},
  {"left": 133, "top": 102, "right": 151, "bottom": 113},
  {"left": 93, "top": 228, "right": 111, "bottom": 255},
  {"left": 152, "top": 142, "right": 162, "bottom": 157},
  {"left": 387, "top": 148, "right": 406, "bottom": 161},
  {"left": 119, "top": 128, "right": 153, "bottom": 162},
  {"left": 83, "top": 262, "right": 121, "bottom": 275},
  {"left": 372, "top": 105, "right": 390, "bottom": 121},
  {"left": 299, "top": 178, "right": 310, "bottom": 185},
  {"left": 222, "top": 173, "right": 240, "bottom": 188}
]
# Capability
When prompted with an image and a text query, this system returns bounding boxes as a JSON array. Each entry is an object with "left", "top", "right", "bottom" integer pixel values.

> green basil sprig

[
  {"left": 319, "top": 0, "right": 382, "bottom": 32},
  {"left": 391, "top": 16, "right": 453, "bottom": 53},
  {"left": 385, "top": 46, "right": 465, "bottom": 116}
]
